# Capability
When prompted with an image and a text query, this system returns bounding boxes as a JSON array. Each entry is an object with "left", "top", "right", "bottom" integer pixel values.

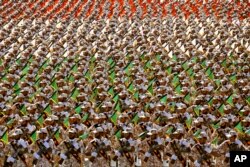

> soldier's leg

[
  {"left": 225, "top": 152, "right": 230, "bottom": 164},
  {"left": 100, "top": 149, "right": 109, "bottom": 160},
  {"left": 124, "top": 152, "right": 134, "bottom": 164},
  {"left": 17, "top": 153, "right": 28, "bottom": 166},
  {"left": 33, "top": 151, "right": 42, "bottom": 165},
  {"left": 0, "top": 153, "right": 6, "bottom": 167},
  {"left": 153, "top": 149, "right": 162, "bottom": 161},
  {"left": 144, "top": 150, "right": 152, "bottom": 162},
  {"left": 89, "top": 150, "right": 98, "bottom": 162},
  {"left": 25, "top": 153, "right": 34, "bottom": 167},
  {"left": 113, "top": 149, "right": 122, "bottom": 160},
  {"left": 59, "top": 151, "right": 70, "bottom": 165},
  {"left": 4, "top": 155, "right": 16, "bottom": 167},
  {"left": 194, "top": 158, "right": 202, "bottom": 167},
  {"left": 170, "top": 154, "right": 178, "bottom": 167}
]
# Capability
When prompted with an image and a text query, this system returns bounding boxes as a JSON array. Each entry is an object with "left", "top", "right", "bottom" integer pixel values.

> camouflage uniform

[
  {"left": 0, "top": 126, "right": 8, "bottom": 166},
  {"left": 4, "top": 129, "right": 29, "bottom": 167},
  {"left": 218, "top": 130, "right": 248, "bottom": 166},
  {"left": 85, "top": 127, "right": 111, "bottom": 162},
  {"left": 58, "top": 128, "right": 83, "bottom": 167},
  {"left": 190, "top": 131, "right": 218, "bottom": 167},
  {"left": 32, "top": 128, "right": 55, "bottom": 167},
  {"left": 115, "top": 128, "right": 136, "bottom": 165},
  {"left": 144, "top": 129, "right": 164, "bottom": 163}
]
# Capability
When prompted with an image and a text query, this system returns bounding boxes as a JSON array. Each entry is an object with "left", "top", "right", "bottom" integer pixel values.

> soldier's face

[
  {"left": 199, "top": 137, "right": 206, "bottom": 144},
  {"left": 229, "top": 136, "right": 236, "bottom": 142},
  {"left": 69, "top": 133, "right": 75, "bottom": 139},
  {"left": 39, "top": 133, "right": 46, "bottom": 139}
]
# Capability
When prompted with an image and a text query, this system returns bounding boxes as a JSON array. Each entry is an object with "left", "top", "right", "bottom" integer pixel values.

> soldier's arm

[
  {"left": 29, "top": 141, "right": 38, "bottom": 152},
  {"left": 5, "top": 143, "right": 15, "bottom": 155},
  {"left": 49, "top": 139, "right": 57, "bottom": 154},
  {"left": 188, "top": 144, "right": 200, "bottom": 162},
  {"left": 190, "top": 144, "right": 198, "bottom": 153},
  {"left": 218, "top": 140, "right": 230, "bottom": 154},
  {"left": 210, "top": 146, "right": 223, "bottom": 157},
  {"left": 85, "top": 140, "right": 94, "bottom": 154},
  {"left": 56, "top": 141, "right": 66, "bottom": 152},
  {"left": 237, "top": 140, "right": 248, "bottom": 151}
]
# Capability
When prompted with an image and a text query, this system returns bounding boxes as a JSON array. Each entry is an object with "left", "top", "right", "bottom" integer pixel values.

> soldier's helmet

[
  {"left": 171, "top": 127, "right": 184, "bottom": 139},
  {"left": 242, "top": 116, "right": 250, "bottom": 127},
  {"left": 93, "top": 113, "right": 105, "bottom": 124},
  {"left": 197, "top": 131, "right": 208, "bottom": 144},
  {"left": 51, "top": 115, "right": 59, "bottom": 122},
  {"left": 138, "top": 112, "right": 150, "bottom": 122},
  {"left": 81, "top": 102, "right": 91, "bottom": 112},
  {"left": 27, "top": 104, "right": 37, "bottom": 114},
  {"left": 147, "top": 128, "right": 158, "bottom": 138},
  {"left": 122, "top": 127, "right": 133, "bottom": 138},
  {"left": 44, "top": 117, "right": 54, "bottom": 126},
  {"left": 38, "top": 128, "right": 48, "bottom": 139},
  {"left": 193, "top": 117, "right": 204, "bottom": 127},
  {"left": 119, "top": 113, "right": 129, "bottom": 123},
  {"left": 93, "top": 127, "right": 104, "bottom": 137},
  {"left": 156, "top": 102, "right": 165, "bottom": 111},
  {"left": 10, "top": 128, "right": 23, "bottom": 139},
  {"left": 118, "top": 90, "right": 127, "bottom": 100},
  {"left": 73, "top": 114, "right": 81, "bottom": 123},
  {"left": 68, "top": 128, "right": 77, "bottom": 139},
  {"left": 20, "top": 116, "right": 30, "bottom": 126},
  {"left": 226, "top": 130, "right": 237, "bottom": 141}
]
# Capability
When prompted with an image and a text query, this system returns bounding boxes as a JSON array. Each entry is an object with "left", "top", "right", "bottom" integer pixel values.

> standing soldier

[
  {"left": 190, "top": 131, "right": 219, "bottom": 167},
  {"left": 114, "top": 128, "right": 136, "bottom": 165},
  {"left": 17, "top": 116, "right": 36, "bottom": 144},
  {"left": 85, "top": 127, "right": 111, "bottom": 163},
  {"left": 218, "top": 130, "right": 248, "bottom": 165},
  {"left": 0, "top": 126, "right": 8, "bottom": 166},
  {"left": 4, "top": 129, "right": 29, "bottom": 167},
  {"left": 144, "top": 128, "right": 164, "bottom": 163},
  {"left": 32, "top": 128, "right": 55, "bottom": 166},
  {"left": 69, "top": 114, "right": 87, "bottom": 137},
  {"left": 58, "top": 128, "right": 83, "bottom": 166}
]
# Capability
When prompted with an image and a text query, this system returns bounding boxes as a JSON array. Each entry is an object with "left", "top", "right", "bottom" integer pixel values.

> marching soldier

[
  {"left": 114, "top": 128, "right": 136, "bottom": 165},
  {"left": 115, "top": 113, "right": 133, "bottom": 135},
  {"left": 144, "top": 128, "right": 164, "bottom": 163},
  {"left": 44, "top": 115, "right": 63, "bottom": 146},
  {"left": 58, "top": 128, "right": 83, "bottom": 166},
  {"left": 0, "top": 126, "right": 8, "bottom": 166},
  {"left": 32, "top": 128, "right": 55, "bottom": 166},
  {"left": 69, "top": 114, "right": 87, "bottom": 136},
  {"left": 17, "top": 116, "right": 36, "bottom": 144},
  {"left": 85, "top": 127, "right": 111, "bottom": 162},
  {"left": 190, "top": 131, "right": 219, "bottom": 167},
  {"left": 165, "top": 127, "right": 186, "bottom": 167},
  {"left": 4, "top": 129, "right": 29, "bottom": 167},
  {"left": 218, "top": 130, "right": 248, "bottom": 165}
]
